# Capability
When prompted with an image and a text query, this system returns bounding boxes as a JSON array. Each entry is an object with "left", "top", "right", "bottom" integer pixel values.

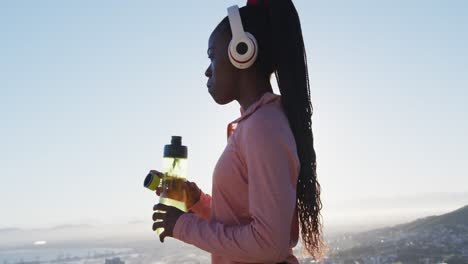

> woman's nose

[{"left": 205, "top": 65, "right": 212, "bottom": 78}]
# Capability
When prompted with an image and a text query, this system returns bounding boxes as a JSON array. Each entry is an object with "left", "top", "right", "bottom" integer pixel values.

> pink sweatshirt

[{"left": 173, "top": 91, "right": 301, "bottom": 264}]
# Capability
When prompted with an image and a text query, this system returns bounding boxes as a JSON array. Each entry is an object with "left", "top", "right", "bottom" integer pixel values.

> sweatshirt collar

[
  {"left": 227, "top": 91, "right": 281, "bottom": 139},
  {"left": 237, "top": 91, "right": 280, "bottom": 123}
]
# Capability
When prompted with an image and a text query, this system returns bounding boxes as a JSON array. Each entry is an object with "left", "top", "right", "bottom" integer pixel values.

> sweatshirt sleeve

[
  {"left": 173, "top": 118, "right": 299, "bottom": 263},
  {"left": 187, "top": 190, "right": 211, "bottom": 220}
]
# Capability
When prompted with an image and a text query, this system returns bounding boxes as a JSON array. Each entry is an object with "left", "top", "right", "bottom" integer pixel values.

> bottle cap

[{"left": 164, "top": 136, "right": 187, "bottom": 158}]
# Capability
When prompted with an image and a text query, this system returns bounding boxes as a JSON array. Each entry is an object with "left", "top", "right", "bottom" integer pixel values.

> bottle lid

[{"left": 164, "top": 136, "right": 187, "bottom": 158}]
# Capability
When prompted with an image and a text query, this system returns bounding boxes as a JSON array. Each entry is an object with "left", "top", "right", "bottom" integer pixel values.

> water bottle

[{"left": 144, "top": 136, "right": 188, "bottom": 236}]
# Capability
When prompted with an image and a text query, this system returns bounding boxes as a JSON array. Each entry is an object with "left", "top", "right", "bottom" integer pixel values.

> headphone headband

[{"left": 227, "top": 6, "right": 246, "bottom": 40}]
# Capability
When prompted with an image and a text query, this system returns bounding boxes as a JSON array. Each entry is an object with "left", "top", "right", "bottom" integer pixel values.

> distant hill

[
  {"left": 326, "top": 204, "right": 468, "bottom": 264},
  {"left": 47, "top": 224, "right": 93, "bottom": 230},
  {"left": 0, "top": 222, "right": 151, "bottom": 248},
  {"left": 0, "top": 228, "right": 22, "bottom": 234},
  {"left": 394, "top": 204, "right": 468, "bottom": 232}
]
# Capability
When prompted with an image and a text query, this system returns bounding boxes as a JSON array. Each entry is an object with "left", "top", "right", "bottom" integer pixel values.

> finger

[
  {"left": 188, "top": 181, "right": 199, "bottom": 191},
  {"left": 159, "top": 230, "right": 168, "bottom": 243},
  {"left": 186, "top": 181, "right": 195, "bottom": 191},
  {"left": 152, "top": 221, "right": 164, "bottom": 231},
  {"left": 187, "top": 182, "right": 200, "bottom": 196},
  {"left": 152, "top": 211, "right": 166, "bottom": 221},
  {"left": 153, "top": 203, "right": 171, "bottom": 211},
  {"left": 150, "top": 170, "right": 164, "bottom": 178},
  {"left": 183, "top": 182, "right": 190, "bottom": 192},
  {"left": 153, "top": 203, "right": 164, "bottom": 211}
]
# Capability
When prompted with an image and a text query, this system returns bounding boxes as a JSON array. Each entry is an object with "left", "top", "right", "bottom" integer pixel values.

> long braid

[{"left": 268, "top": 1, "right": 328, "bottom": 259}]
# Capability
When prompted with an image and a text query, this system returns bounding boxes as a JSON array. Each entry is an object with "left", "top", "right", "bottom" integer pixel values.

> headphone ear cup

[
  {"left": 228, "top": 32, "right": 258, "bottom": 69},
  {"left": 246, "top": 32, "right": 258, "bottom": 67}
]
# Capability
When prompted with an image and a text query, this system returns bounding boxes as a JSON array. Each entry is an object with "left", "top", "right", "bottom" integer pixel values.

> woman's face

[{"left": 205, "top": 28, "right": 239, "bottom": 105}]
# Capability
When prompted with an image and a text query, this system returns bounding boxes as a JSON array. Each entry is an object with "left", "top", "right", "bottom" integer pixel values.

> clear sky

[{"left": 1, "top": 0, "right": 467, "bottom": 229}]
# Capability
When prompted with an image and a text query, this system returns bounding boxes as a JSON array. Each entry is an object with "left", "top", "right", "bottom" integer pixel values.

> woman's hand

[
  {"left": 152, "top": 203, "right": 185, "bottom": 242},
  {"left": 179, "top": 181, "right": 202, "bottom": 209},
  {"left": 149, "top": 170, "right": 202, "bottom": 209}
]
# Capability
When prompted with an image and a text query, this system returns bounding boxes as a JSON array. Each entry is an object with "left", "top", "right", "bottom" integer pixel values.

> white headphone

[{"left": 227, "top": 5, "right": 258, "bottom": 69}]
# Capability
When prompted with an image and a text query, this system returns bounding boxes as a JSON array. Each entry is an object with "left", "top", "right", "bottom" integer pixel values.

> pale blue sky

[{"left": 1, "top": 0, "right": 467, "bottom": 229}]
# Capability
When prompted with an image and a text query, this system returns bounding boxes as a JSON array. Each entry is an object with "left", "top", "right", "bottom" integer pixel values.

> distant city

[{"left": 1, "top": 205, "right": 467, "bottom": 264}]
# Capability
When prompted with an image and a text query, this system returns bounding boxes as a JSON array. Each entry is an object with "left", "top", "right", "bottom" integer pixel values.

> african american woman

[{"left": 149, "top": 0, "right": 327, "bottom": 263}]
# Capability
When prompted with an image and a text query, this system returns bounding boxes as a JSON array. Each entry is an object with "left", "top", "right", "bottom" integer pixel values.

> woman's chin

[
  {"left": 208, "top": 89, "right": 217, "bottom": 101},
  {"left": 209, "top": 91, "right": 223, "bottom": 104},
  {"left": 208, "top": 89, "right": 231, "bottom": 105}
]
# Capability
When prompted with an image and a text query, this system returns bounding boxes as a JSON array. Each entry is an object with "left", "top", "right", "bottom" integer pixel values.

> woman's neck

[{"left": 238, "top": 76, "right": 273, "bottom": 112}]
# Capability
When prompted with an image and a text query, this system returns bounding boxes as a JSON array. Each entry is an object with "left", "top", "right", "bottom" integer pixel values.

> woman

[{"left": 149, "top": 0, "right": 327, "bottom": 263}]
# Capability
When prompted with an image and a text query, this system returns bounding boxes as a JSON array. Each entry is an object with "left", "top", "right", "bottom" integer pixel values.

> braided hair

[{"left": 214, "top": 0, "right": 328, "bottom": 260}]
